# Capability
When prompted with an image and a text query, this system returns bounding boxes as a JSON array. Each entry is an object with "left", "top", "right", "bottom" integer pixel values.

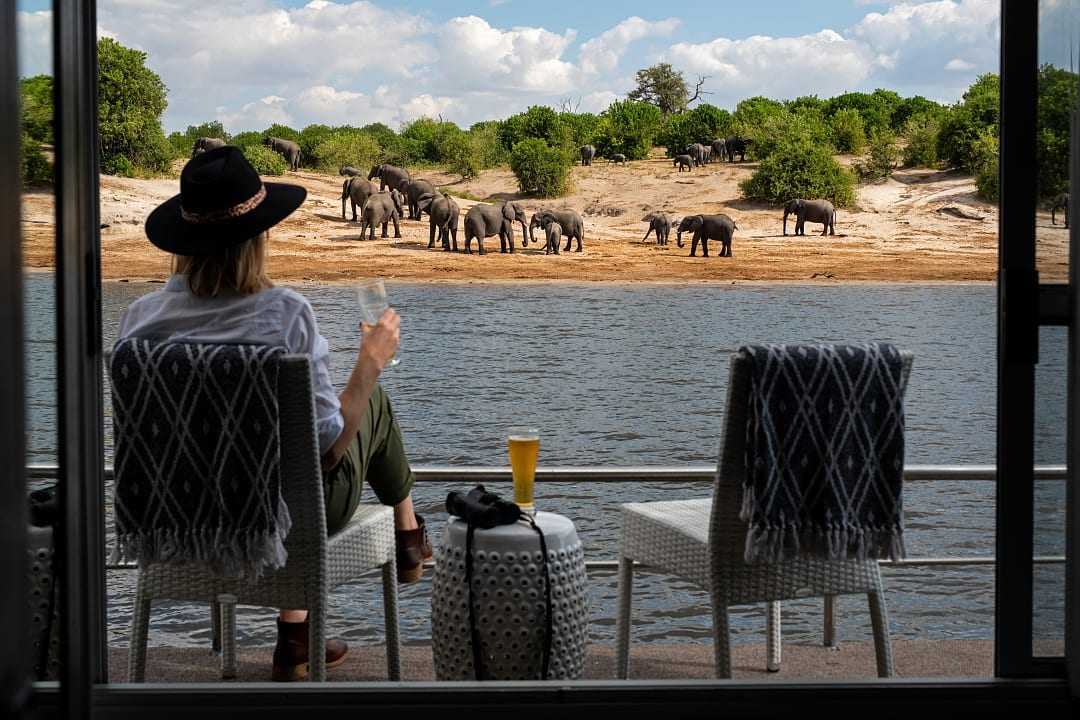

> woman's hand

[{"left": 358, "top": 308, "right": 400, "bottom": 373}]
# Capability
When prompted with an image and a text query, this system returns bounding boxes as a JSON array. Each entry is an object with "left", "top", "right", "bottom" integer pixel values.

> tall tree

[{"left": 628, "top": 63, "right": 708, "bottom": 116}]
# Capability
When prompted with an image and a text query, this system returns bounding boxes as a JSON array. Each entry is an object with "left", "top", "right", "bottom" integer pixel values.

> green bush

[
  {"left": 442, "top": 124, "right": 506, "bottom": 178},
  {"left": 829, "top": 108, "right": 866, "bottom": 154},
  {"left": 740, "top": 138, "right": 856, "bottom": 208},
  {"left": 901, "top": 112, "right": 941, "bottom": 168},
  {"left": 855, "top": 130, "right": 899, "bottom": 182},
  {"left": 102, "top": 154, "right": 135, "bottom": 178},
  {"left": 97, "top": 37, "right": 172, "bottom": 175},
  {"left": 21, "top": 133, "right": 52, "bottom": 186},
  {"left": 262, "top": 124, "right": 300, "bottom": 142},
  {"left": 167, "top": 121, "right": 230, "bottom": 158},
  {"left": 297, "top": 124, "right": 336, "bottom": 167},
  {"left": 1037, "top": 64, "right": 1078, "bottom": 200},
  {"left": 785, "top": 95, "right": 827, "bottom": 116},
  {"left": 747, "top": 108, "right": 832, "bottom": 161},
  {"left": 594, "top": 100, "right": 661, "bottom": 160},
  {"left": 892, "top": 95, "right": 946, "bottom": 131},
  {"left": 398, "top": 117, "right": 465, "bottom": 165},
  {"left": 230, "top": 131, "right": 264, "bottom": 149},
  {"left": 509, "top": 138, "right": 573, "bottom": 197},
  {"left": 468, "top": 122, "right": 509, "bottom": 168},
  {"left": 20, "top": 75, "right": 54, "bottom": 144},
  {"left": 242, "top": 144, "right": 287, "bottom": 176},
  {"left": 732, "top": 96, "right": 786, "bottom": 136},
  {"left": 497, "top": 106, "right": 572, "bottom": 153},
  {"left": 310, "top": 131, "right": 382, "bottom": 174},
  {"left": 973, "top": 130, "right": 999, "bottom": 202},
  {"left": 936, "top": 74, "right": 1000, "bottom": 173},
  {"left": 823, "top": 90, "right": 897, "bottom": 135},
  {"left": 559, "top": 112, "right": 602, "bottom": 147},
  {"left": 655, "top": 103, "right": 733, "bottom": 156}
]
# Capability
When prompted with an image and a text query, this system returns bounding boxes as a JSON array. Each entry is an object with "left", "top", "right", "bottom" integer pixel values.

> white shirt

[{"left": 117, "top": 274, "right": 344, "bottom": 455}]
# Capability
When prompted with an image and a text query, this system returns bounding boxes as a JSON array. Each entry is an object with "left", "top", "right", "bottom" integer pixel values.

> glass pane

[
  {"left": 94, "top": 2, "right": 1002, "bottom": 685},
  {"left": 1032, "top": 326, "right": 1066, "bottom": 657},
  {"left": 18, "top": 0, "right": 60, "bottom": 684},
  {"left": 1037, "top": 1, "right": 1078, "bottom": 282}
]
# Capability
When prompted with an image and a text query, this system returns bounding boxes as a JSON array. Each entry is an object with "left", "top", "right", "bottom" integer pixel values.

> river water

[{"left": 24, "top": 277, "right": 1067, "bottom": 650}]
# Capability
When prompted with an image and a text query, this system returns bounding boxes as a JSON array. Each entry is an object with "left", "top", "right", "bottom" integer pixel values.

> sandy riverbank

[{"left": 19, "top": 152, "right": 1065, "bottom": 283}]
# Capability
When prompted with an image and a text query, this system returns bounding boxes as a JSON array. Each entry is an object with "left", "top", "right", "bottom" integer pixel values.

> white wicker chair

[
  {"left": 615, "top": 350, "right": 912, "bottom": 679},
  {"left": 121, "top": 352, "right": 401, "bottom": 682}
]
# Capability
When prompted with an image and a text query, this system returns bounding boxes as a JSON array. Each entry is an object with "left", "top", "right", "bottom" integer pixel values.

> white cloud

[
  {"left": 435, "top": 16, "right": 579, "bottom": 94},
  {"left": 945, "top": 58, "right": 976, "bottom": 71},
  {"left": 16, "top": 10, "right": 51, "bottom": 77},
  {"left": 579, "top": 16, "right": 680, "bottom": 75},
  {"left": 580, "top": 90, "right": 619, "bottom": 113},
  {"left": 669, "top": 30, "right": 874, "bottom": 104}
]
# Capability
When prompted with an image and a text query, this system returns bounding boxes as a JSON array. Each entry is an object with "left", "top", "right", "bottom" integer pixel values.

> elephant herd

[{"left": 339, "top": 163, "right": 583, "bottom": 255}]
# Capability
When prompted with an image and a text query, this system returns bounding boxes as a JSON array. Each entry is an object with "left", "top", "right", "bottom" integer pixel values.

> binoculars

[{"left": 445, "top": 484, "right": 521, "bottom": 529}]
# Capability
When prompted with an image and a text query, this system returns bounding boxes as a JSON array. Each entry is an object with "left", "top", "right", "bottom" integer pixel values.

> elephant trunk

[
  {"left": 676, "top": 230, "right": 684, "bottom": 248},
  {"left": 519, "top": 221, "right": 529, "bottom": 247}
]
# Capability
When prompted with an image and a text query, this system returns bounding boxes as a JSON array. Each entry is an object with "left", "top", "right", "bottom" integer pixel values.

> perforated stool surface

[{"left": 431, "top": 511, "right": 588, "bottom": 681}]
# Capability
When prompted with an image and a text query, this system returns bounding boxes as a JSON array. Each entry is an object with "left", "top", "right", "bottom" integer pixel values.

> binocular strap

[{"left": 465, "top": 517, "right": 552, "bottom": 681}]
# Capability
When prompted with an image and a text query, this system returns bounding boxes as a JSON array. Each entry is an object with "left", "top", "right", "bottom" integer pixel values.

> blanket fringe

[{"left": 743, "top": 514, "right": 906, "bottom": 563}]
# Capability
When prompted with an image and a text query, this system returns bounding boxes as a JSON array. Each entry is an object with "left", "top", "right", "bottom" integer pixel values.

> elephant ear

[
  {"left": 502, "top": 203, "right": 515, "bottom": 221},
  {"left": 692, "top": 215, "right": 704, "bottom": 229}
]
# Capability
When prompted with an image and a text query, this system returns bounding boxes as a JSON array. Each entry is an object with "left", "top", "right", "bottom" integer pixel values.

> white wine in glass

[{"left": 356, "top": 278, "right": 400, "bottom": 367}]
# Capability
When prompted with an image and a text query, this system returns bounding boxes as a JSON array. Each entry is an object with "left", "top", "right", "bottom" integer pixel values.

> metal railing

[{"left": 28, "top": 463, "right": 1068, "bottom": 571}]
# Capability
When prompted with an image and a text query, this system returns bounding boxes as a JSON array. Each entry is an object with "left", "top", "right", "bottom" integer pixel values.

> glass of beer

[{"left": 507, "top": 427, "right": 540, "bottom": 514}]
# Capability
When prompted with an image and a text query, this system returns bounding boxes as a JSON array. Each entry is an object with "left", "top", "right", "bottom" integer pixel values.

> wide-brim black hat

[{"left": 145, "top": 145, "right": 306, "bottom": 255}]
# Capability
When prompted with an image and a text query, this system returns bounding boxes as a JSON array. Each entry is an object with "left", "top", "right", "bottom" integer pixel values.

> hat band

[{"left": 180, "top": 184, "right": 267, "bottom": 224}]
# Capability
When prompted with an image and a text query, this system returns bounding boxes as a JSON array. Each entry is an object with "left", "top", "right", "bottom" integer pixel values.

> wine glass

[{"left": 356, "top": 278, "right": 400, "bottom": 368}]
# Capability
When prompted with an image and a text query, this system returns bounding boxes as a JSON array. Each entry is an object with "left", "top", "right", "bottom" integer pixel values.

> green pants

[{"left": 322, "top": 384, "right": 415, "bottom": 535}]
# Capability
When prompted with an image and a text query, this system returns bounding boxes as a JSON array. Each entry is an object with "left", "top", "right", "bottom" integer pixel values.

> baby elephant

[
  {"left": 543, "top": 221, "right": 563, "bottom": 255},
  {"left": 339, "top": 165, "right": 362, "bottom": 177},
  {"left": 673, "top": 155, "right": 693, "bottom": 172},
  {"left": 358, "top": 189, "right": 404, "bottom": 241},
  {"left": 608, "top": 154, "right": 627, "bottom": 165},
  {"left": 677, "top": 214, "right": 737, "bottom": 257},
  {"left": 642, "top": 212, "right": 672, "bottom": 245},
  {"left": 783, "top": 198, "right": 836, "bottom": 236}
]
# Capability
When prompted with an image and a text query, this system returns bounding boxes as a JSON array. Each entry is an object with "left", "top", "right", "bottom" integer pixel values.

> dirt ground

[{"left": 19, "top": 152, "right": 1068, "bottom": 284}]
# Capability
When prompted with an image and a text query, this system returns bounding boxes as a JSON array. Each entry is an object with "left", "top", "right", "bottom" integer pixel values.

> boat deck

[{"left": 107, "top": 639, "right": 1012, "bottom": 683}]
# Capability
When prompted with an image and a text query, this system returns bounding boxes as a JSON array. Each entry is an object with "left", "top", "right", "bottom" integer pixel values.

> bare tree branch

[
  {"left": 556, "top": 96, "right": 583, "bottom": 113},
  {"left": 687, "top": 75, "right": 711, "bottom": 105}
]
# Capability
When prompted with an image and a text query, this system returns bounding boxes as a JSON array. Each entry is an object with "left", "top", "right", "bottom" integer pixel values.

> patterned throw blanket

[
  {"left": 738, "top": 343, "right": 907, "bottom": 563},
  {"left": 109, "top": 339, "right": 292, "bottom": 579}
]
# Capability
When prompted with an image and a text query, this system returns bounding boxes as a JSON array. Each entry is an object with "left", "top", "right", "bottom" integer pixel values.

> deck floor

[{"left": 109, "top": 639, "right": 1002, "bottom": 683}]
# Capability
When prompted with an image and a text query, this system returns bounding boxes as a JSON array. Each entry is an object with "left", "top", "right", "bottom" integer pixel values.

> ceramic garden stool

[{"left": 431, "top": 511, "right": 588, "bottom": 680}]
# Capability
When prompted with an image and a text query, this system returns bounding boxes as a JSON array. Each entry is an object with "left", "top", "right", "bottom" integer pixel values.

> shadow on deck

[{"left": 109, "top": 639, "right": 1004, "bottom": 683}]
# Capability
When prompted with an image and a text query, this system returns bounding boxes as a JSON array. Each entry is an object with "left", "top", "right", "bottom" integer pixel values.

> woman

[{"left": 118, "top": 145, "right": 430, "bottom": 681}]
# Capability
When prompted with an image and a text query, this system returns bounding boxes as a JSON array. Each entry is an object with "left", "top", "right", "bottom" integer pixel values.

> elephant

[
  {"left": 725, "top": 136, "right": 750, "bottom": 162},
  {"left": 341, "top": 176, "right": 377, "bottom": 221},
  {"left": 608, "top": 153, "right": 627, "bottom": 165},
  {"left": 701, "top": 146, "right": 713, "bottom": 164},
  {"left": 416, "top": 191, "right": 461, "bottom": 251},
  {"left": 528, "top": 208, "right": 585, "bottom": 253},
  {"left": 580, "top": 144, "right": 596, "bottom": 166},
  {"left": 191, "top": 137, "right": 226, "bottom": 158},
  {"left": 676, "top": 214, "right": 737, "bottom": 257},
  {"left": 339, "top": 165, "right": 362, "bottom": 177},
  {"left": 262, "top": 137, "right": 301, "bottom": 171},
  {"left": 543, "top": 221, "right": 563, "bottom": 256},
  {"left": 674, "top": 154, "right": 693, "bottom": 172},
  {"left": 368, "top": 163, "right": 412, "bottom": 193},
  {"left": 1052, "top": 192, "right": 1069, "bottom": 227},
  {"left": 711, "top": 138, "right": 727, "bottom": 163},
  {"left": 463, "top": 201, "right": 529, "bottom": 255},
  {"left": 642, "top": 212, "right": 672, "bottom": 245},
  {"left": 783, "top": 198, "right": 836, "bottom": 236},
  {"left": 357, "top": 189, "right": 404, "bottom": 241},
  {"left": 684, "top": 143, "right": 707, "bottom": 167},
  {"left": 401, "top": 178, "right": 437, "bottom": 220}
]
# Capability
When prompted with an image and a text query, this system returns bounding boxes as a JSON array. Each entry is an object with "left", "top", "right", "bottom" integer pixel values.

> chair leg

[
  {"left": 867, "top": 591, "right": 894, "bottom": 678},
  {"left": 309, "top": 599, "right": 327, "bottom": 682},
  {"left": 382, "top": 558, "right": 402, "bottom": 681},
  {"left": 128, "top": 594, "right": 151, "bottom": 683},
  {"left": 712, "top": 601, "right": 732, "bottom": 679},
  {"left": 218, "top": 594, "right": 237, "bottom": 680},
  {"left": 823, "top": 594, "right": 838, "bottom": 648},
  {"left": 766, "top": 601, "right": 781, "bottom": 672},
  {"left": 614, "top": 556, "right": 634, "bottom": 679},
  {"left": 211, "top": 598, "right": 222, "bottom": 653}
]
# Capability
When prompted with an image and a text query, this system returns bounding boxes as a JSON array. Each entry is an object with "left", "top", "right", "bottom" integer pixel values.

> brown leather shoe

[
  {"left": 271, "top": 618, "right": 348, "bottom": 681},
  {"left": 395, "top": 513, "right": 432, "bottom": 584}
]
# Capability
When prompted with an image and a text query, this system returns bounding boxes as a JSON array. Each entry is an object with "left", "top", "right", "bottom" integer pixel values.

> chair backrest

[
  {"left": 109, "top": 340, "right": 325, "bottom": 577},
  {"left": 709, "top": 348, "right": 914, "bottom": 564}
]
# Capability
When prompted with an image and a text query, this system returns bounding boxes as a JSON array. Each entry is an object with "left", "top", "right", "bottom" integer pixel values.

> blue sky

[{"left": 17, "top": 1, "right": 1006, "bottom": 133}]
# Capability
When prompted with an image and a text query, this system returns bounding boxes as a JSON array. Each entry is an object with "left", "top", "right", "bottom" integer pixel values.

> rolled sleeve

[{"left": 284, "top": 296, "right": 344, "bottom": 456}]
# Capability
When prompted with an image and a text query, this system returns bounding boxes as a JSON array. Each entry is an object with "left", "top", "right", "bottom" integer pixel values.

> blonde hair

[{"left": 172, "top": 231, "right": 273, "bottom": 297}]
